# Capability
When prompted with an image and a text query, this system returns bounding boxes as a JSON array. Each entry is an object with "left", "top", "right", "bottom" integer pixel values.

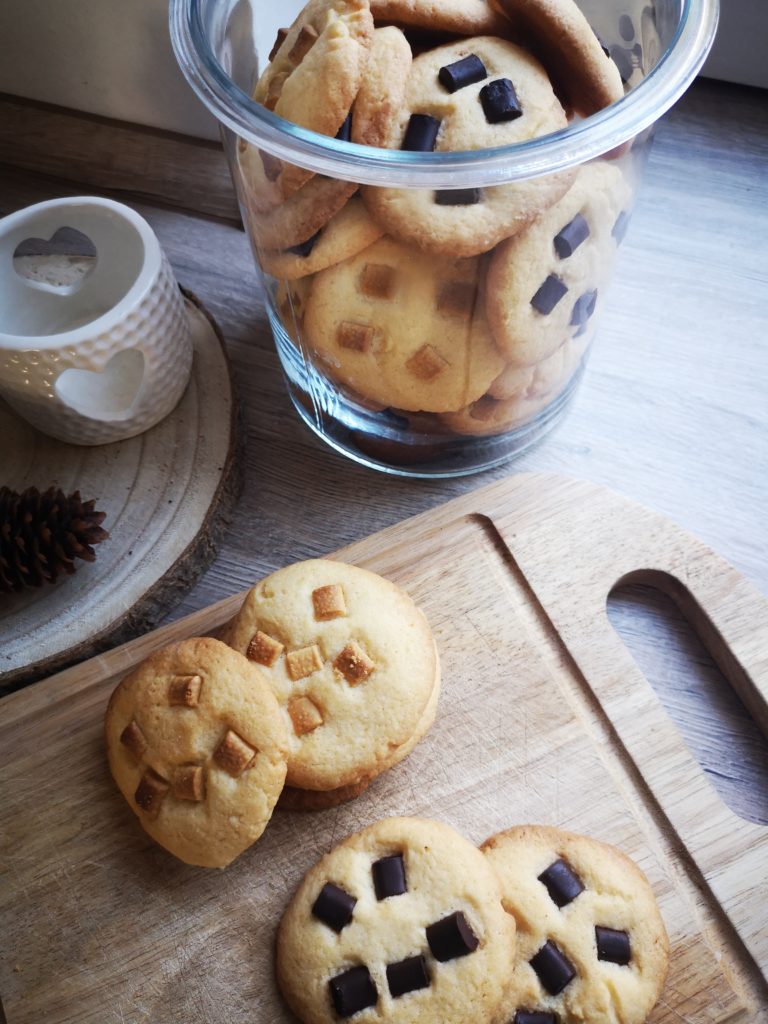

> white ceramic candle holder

[{"left": 0, "top": 197, "right": 193, "bottom": 446}]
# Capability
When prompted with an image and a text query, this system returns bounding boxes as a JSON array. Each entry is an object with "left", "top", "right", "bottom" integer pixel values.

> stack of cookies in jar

[{"left": 236, "top": 0, "right": 632, "bottom": 436}]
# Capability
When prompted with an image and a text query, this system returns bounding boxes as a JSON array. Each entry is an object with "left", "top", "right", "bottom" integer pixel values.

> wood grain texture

[
  {"left": 0, "top": 77, "right": 765, "bottom": 832},
  {"left": 0, "top": 475, "right": 767, "bottom": 1023},
  {"left": 0, "top": 295, "right": 242, "bottom": 689},
  {"left": 0, "top": 94, "right": 239, "bottom": 222}
]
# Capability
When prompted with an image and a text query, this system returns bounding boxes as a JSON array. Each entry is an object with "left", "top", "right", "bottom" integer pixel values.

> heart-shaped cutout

[
  {"left": 55, "top": 348, "right": 145, "bottom": 420},
  {"left": 13, "top": 226, "right": 97, "bottom": 294}
]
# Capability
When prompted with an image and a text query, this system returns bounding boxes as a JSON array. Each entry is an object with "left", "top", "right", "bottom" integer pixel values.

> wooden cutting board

[{"left": 0, "top": 474, "right": 766, "bottom": 1024}]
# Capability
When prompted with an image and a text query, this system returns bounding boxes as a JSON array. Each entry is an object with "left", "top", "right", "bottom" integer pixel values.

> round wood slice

[{"left": 0, "top": 290, "right": 241, "bottom": 691}]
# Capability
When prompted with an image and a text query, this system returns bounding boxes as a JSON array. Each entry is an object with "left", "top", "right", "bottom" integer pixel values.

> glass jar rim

[{"left": 170, "top": 0, "right": 719, "bottom": 189}]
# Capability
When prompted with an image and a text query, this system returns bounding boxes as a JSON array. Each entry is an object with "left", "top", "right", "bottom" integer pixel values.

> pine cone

[{"left": 0, "top": 486, "right": 109, "bottom": 594}]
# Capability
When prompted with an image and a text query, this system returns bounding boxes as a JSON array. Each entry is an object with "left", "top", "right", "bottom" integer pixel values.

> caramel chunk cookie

[
  {"left": 251, "top": 0, "right": 374, "bottom": 197},
  {"left": 304, "top": 236, "right": 504, "bottom": 412},
  {"left": 258, "top": 198, "right": 384, "bottom": 280},
  {"left": 486, "top": 160, "right": 630, "bottom": 366},
  {"left": 277, "top": 817, "right": 516, "bottom": 1024},
  {"left": 482, "top": 825, "right": 669, "bottom": 1024},
  {"left": 493, "top": 0, "right": 624, "bottom": 116},
  {"left": 362, "top": 37, "right": 573, "bottom": 257},
  {"left": 222, "top": 559, "right": 439, "bottom": 792},
  {"left": 105, "top": 637, "right": 289, "bottom": 868}
]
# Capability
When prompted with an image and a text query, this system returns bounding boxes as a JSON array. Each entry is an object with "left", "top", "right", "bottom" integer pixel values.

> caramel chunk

[
  {"left": 169, "top": 674, "right": 202, "bottom": 707},
  {"left": 312, "top": 584, "right": 347, "bottom": 621},
  {"left": 265, "top": 72, "right": 288, "bottom": 111},
  {"left": 288, "top": 696, "right": 324, "bottom": 736},
  {"left": 437, "top": 281, "right": 477, "bottom": 319},
  {"left": 247, "top": 630, "right": 284, "bottom": 667},
  {"left": 361, "top": 264, "right": 397, "bottom": 300},
  {"left": 172, "top": 765, "right": 205, "bottom": 802},
  {"left": 406, "top": 345, "right": 449, "bottom": 381},
  {"left": 214, "top": 729, "right": 257, "bottom": 777},
  {"left": 334, "top": 641, "right": 375, "bottom": 685},
  {"left": 338, "top": 321, "right": 376, "bottom": 353},
  {"left": 135, "top": 769, "right": 169, "bottom": 819},
  {"left": 289, "top": 24, "right": 319, "bottom": 64},
  {"left": 269, "top": 27, "right": 289, "bottom": 61},
  {"left": 120, "top": 719, "right": 147, "bottom": 761},
  {"left": 287, "top": 644, "right": 324, "bottom": 681}
]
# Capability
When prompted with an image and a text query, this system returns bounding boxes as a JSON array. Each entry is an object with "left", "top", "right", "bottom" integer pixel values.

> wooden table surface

[{"left": 0, "top": 78, "right": 766, "bottom": 827}]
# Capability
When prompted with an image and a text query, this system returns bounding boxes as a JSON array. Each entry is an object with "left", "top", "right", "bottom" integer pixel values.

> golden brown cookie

[
  {"left": 223, "top": 559, "right": 439, "bottom": 792},
  {"left": 277, "top": 817, "right": 516, "bottom": 1024},
  {"left": 105, "top": 637, "right": 289, "bottom": 868},
  {"left": 242, "top": 173, "right": 358, "bottom": 251},
  {"left": 258, "top": 198, "right": 384, "bottom": 280},
  {"left": 362, "top": 36, "right": 573, "bottom": 257},
  {"left": 304, "top": 236, "right": 505, "bottom": 412},
  {"left": 492, "top": 0, "right": 624, "bottom": 116},
  {"left": 253, "top": 0, "right": 374, "bottom": 196},
  {"left": 486, "top": 160, "right": 630, "bottom": 366},
  {"left": 482, "top": 825, "right": 669, "bottom": 1024}
]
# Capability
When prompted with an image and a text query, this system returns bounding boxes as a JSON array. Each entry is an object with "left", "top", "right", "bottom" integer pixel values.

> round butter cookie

[
  {"left": 482, "top": 825, "right": 669, "bottom": 1024},
  {"left": 223, "top": 559, "right": 439, "bottom": 791},
  {"left": 242, "top": 173, "right": 358, "bottom": 251},
  {"left": 304, "top": 236, "right": 505, "bottom": 413},
  {"left": 486, "top": 160, "right": 630, "bottom": 366},
  {"left": 362, "top": 36, "right": 573, "bottom": 257},
  {"left": 277, "top": 817, "right": 516, "bottom": 1024},
  {"left": 259, "top": 198, "right": 384, "bottom": 280},
  {"left": 105, "top": 637, "right": 289, "bottom": 868},
  {"left": 252, "top": 0, "right": 374, "bottom": 197},
  {"left": 492, "top": 0, "right": 624, "bottom": 116}
]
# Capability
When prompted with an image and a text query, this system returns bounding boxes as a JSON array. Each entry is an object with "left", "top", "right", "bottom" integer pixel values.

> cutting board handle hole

[{"left": 608, "top": 578, "right": 768, "bottom": 827}]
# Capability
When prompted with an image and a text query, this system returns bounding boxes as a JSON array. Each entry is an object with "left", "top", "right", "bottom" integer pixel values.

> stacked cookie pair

[
  {"left": 238, "top": 0, "right": 632, "bottom": 436},
  {"left": 105, "top": 560, "right": 439, "bottom": 867},
  {"left": 278, "top": 817, "right": 669, "bottom": 1024}
]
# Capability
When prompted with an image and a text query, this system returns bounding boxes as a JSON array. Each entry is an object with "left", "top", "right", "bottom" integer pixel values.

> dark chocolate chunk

[
  {"left": 480, "top": 79, "right": 523, "bottom": 124},
  {"left": 288, "top": 231, "right": 321, "bottom": 259},
  {"left": 336, "top": 113, "right": 353, "bottom": 142},
  {"left": 619, "top": 14, "right": 635, "bottom": 41},
  {"left": 530, "top": 940, "right": 576, "bottom": 995},
  {"left": 426, "top": 911, "right": 479, "bottom": 962},
  {"left": 570, "top": 290, "right": 598, "bottom": 327},
  {"left": 435, "top": 188, "right": 482, "bottom": 206},
  {"left": 596, "top": 926, "right": 632, "bottom": 965},
  {"left": 311, "top": 882, "right": 356, "bottom": 933},
  {"left": 329, "top": 966, "right": 378, "bottom": 1018},
  {"left": 386, "top": 955, "right": 430, "bottom": 998},
  {"left": 554, "top": 214, "right": 590, "bottom": 259},
  {"left": 372, "top": 854, "right": 407, "bottom": 900},
  {"left": 531, "top": 275, "right": 568, "bottom": 315},
  {"left": 402, "top": 114, "right": 442, "bottom": 152},
  {"left": 439, "top": 54, "right": 488, "bottom": 93},
  {"left": 538, "top": 859, "right": 585, "bottom": 908},
  {"left": 612, "top": 210, "right": 630, "bottom": 244},
  {"left": 515, "top": 1013, "right": 558, "bottom": 1024}
]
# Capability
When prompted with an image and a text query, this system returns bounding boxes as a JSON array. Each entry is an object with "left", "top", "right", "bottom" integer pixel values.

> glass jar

[{"left": 171, "top": 0, "right": 718, "bottom": 477}]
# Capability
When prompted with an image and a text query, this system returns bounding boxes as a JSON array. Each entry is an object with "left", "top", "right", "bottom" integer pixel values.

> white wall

[{"left": 0, "top": 0, "right": 763, "bottom": 142}]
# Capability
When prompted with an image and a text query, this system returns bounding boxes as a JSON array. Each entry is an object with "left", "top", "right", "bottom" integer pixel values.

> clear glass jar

[{"left": 171, "top": 0, "right": 718, "bottom": 477}]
